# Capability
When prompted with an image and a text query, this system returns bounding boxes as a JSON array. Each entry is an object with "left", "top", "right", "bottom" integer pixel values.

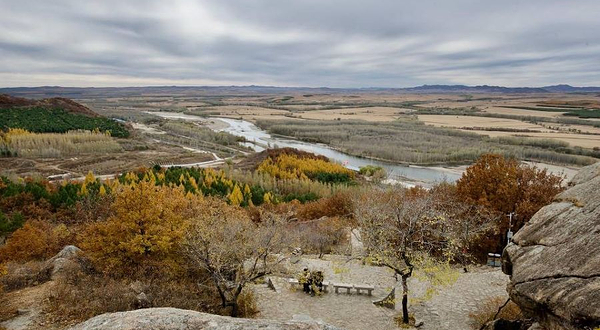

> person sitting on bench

[
  {"left": 310, "top": 270, "right": 324, "bottom": 296},
  {"left": 299, "top": 268, "right": 311, "bottom": 293}
]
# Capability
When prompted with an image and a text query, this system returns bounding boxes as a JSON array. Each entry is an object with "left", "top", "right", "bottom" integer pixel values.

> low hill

[
  {"left": 0, "top": 94, "right": 99, "bottom": 117},
  {"left": 0, "top": 94, "right": 130, "bottom": 138}
]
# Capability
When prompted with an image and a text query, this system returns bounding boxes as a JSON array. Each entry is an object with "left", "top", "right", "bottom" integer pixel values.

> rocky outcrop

[
  {"left": 68, "top": 308, "right": 343, "bottom": 330},
  {"left": 502, "top": 162, "right": 600, "bottom": 330},
  {"left": 44, "top": 245, "right": 87, "bottom": 280}
]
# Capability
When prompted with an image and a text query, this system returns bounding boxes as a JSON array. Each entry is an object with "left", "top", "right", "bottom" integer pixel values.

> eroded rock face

[
  {"left": 503, "top": 162, "right": 600, "bottom": 330},
  {"left": 68, "top": 308, "right": 344, "bottom": 330}
]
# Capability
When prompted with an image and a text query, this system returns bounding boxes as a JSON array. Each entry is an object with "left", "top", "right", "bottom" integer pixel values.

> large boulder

[
  {"left": 502, "top": 162, "right": 600, "bottom": 330},
  {"left": 68, "top": 308, "right": 343, "bottom": 330},
  {"left": 44, "top": 245, "right": 86, "bottom": 280}
]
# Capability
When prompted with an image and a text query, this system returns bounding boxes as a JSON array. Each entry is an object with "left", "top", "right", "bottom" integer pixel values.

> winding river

[{"left": 148, "top": 112, "right": 463, "bottom": 186}]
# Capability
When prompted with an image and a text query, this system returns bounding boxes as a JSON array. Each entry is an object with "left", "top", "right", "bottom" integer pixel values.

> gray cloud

[{"left": 0, "top": 0, "right": 599, "bottom": 87}]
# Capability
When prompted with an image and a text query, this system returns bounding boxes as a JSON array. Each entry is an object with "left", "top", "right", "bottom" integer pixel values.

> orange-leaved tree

[
  {"left": 0, "top": 220, "right": 73, "bottom": 262},
  {"left": 456, "top": 154, "right": 564, "bottom": 252}
]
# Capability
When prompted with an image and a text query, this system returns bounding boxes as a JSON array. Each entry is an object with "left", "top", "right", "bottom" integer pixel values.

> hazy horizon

[
  {"left": 2, "top": 83, "right": 600, "bottom": 90},
  {"left": 1, "top": 0, "right": 599, "bottom": 88}
]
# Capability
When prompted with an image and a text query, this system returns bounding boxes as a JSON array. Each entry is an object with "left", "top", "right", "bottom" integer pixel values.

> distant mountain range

[
  {"left": 1, "top": 84, "right": 599, "bottom": 99},
  {"left": 401, "top": 84, "right": 600, "bottom": 93}
]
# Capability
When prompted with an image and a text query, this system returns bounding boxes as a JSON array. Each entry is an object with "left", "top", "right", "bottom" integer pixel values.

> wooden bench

[
  {"left": 354, "top": 284, "right": 375, "bottom": 296},
  {"left": 333, "top": 283, "right": 353, "bottom": 294}
]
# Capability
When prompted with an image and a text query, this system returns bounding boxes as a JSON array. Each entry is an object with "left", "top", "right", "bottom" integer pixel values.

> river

[{"left": 147, "top": 112, "right": 463, "bottom": 186}]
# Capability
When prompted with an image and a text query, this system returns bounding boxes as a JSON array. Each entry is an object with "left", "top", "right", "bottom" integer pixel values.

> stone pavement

[
  {"left": 413, "top": 268, "right": 509, "bottom": 330},
  {"left": 252, "top": 255, "right": 508, "bottom": 330}
]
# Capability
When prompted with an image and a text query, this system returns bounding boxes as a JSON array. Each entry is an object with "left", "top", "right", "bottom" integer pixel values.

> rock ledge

[{"left": 68, "top": 307, "right": 344, "bottom": 330}]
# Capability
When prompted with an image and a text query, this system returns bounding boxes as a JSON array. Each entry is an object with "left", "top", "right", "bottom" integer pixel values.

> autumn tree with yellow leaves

[
  {"left": 258, "top": 153, "right": 354, "bottom": 183},
  {"left": 80, "top": 180, "right": 198, "bottom": 276}
]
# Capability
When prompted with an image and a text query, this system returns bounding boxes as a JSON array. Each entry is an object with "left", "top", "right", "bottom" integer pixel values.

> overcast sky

[{"left": 1, "top": 0, "right": 599, "bottom": 88}]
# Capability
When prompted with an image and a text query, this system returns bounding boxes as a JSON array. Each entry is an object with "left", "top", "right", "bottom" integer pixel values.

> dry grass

[
  {"left": 236, "top": 290, "right": 259, "bottom": 318},
  {"left": 394, "top": 314, "right": 417, "bottom": 328},
  {"left": 468, "top": 297, "right": 523, "bottom": 330},
  {"left": 44, "top": 270, "right": 225, "bottom": 325},
  {"left": 0, "top": 261, "right": 51, "bottom": 292}
]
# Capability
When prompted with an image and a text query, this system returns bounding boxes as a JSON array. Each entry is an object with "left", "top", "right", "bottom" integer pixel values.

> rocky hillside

[
  {"left": 68, "top": 308, "right": 343, "bottom": 330},
  {"left": 502, "top": 162, "right": 600, "bottom": 330}
]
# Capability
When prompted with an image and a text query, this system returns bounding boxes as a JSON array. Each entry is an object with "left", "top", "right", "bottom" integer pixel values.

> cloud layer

[{"left": 1, "top": 0, "right": 599, "bottom": 87}]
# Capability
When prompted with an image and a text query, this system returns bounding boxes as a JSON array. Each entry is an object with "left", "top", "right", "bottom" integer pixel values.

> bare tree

[
  {"left": 354, "top": 187, "right": 459, "bottom": 324},
  {"left": 429, "top": 183, "right": 500, "bottom": 268},
  {"left": 182, "top": 201, "right": 287, "bottom": 317}
]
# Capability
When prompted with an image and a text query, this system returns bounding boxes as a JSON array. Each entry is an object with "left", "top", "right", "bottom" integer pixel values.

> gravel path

[{"left": 252, "top": 255, "right": 508, "bottom": 330}]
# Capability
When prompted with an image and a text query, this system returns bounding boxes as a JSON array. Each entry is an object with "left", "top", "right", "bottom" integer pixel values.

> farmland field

[{"left": 2, "top": 89, "right": 599, "bottom": 181}]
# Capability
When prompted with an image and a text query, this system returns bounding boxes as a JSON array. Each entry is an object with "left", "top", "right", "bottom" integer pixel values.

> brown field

[
  {"left": 199, "top": 105, "right": 291, "bottom": 121},
  {"left": 417, "top": 115, "right": 548, "bottom": 130},
  {"left": 467, "top": 130, "right": 600, "bottom": 149},
  {"left": 294, "top": 107, "right": 412, "bottom": 121},
  {"left": 481, "top": 106, "right": 566, "bottom": 118},
  {"left": 417, "top": 115, "right": 599, "bottom": 148}
]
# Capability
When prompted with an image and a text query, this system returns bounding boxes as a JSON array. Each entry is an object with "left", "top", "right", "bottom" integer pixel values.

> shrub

[
  {"left": 296, "top": 192, "right": 353, "bottom": 220},
  {"left": 46, "top": 271, "right": 135, "bottom": 324},
  {"left": 0, "top": 211, "right": 24, "bottom": 237},
  {"left": 236, "top": 290, "right": 259, "bottom": 318},
  {"left": 0, "top": 220, "right": 74, "bottom": 262},
  {"left": 359, "top": 165, "right": 383, "bottom": 176},
  {"left": 45, "top": 270, "right": 224, "bottom": 325},
  {"left": 292, "top": 217, "right": 349, "bottom": 257},
  {"left": 0, "top": 261, "right": 51, "bottom": 292}
]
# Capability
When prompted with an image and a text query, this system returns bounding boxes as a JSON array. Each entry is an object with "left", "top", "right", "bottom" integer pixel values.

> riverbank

[{"left": 146, "top": 111, "right": 583, "bottom": 186}]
